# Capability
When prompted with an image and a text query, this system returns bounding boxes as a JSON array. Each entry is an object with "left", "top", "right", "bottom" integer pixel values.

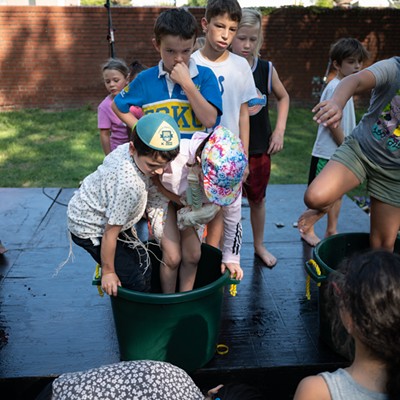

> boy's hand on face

[{"left": 170, "top": 62, "right": 191, "bottom": 86}]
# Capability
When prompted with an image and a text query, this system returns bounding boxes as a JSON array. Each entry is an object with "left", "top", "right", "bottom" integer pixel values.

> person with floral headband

[{"left": 147, "top": 125, "right": 247, "bottom": 293}]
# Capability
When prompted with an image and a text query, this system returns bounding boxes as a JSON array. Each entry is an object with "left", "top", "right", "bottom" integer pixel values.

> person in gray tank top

[{"left": 293, "top": 249, "right": 400, "bottom": 400}]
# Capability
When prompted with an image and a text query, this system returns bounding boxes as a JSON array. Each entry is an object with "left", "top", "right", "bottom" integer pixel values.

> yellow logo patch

[{"left": 148, "top": 120, "right": 179, "bottom": 150}]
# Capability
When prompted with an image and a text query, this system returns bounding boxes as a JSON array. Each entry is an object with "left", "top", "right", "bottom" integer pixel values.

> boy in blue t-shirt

[{"left": 112, "top": 7, "right": 222, "bottom": 139}]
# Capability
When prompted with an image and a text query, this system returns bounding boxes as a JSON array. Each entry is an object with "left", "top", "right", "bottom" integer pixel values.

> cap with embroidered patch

[
  {"left": 135, "top": 113, "right": 180, "bottom": 151},
  {"left": 201, "top": 125, "right": 248, "bottom": 207}
]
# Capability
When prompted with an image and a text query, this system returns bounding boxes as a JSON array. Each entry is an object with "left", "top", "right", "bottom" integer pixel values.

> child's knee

[
  {"left": 162, "top": 252, "right": 181, "bottom": 269},
  {"left": 182, "top": 247, "right": 201, "bottom": 266},
  {"left": 304, "top": 187, "right": 327, "bottom": 209},
  {"left": 248, "top": 199, "right": 264, "bottom": 210}
]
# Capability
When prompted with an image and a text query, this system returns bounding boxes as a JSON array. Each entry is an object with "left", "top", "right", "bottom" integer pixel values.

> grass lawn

[
  {"left": 0, "top": 106, "right": 368, "bottom": 201},
  {"left": 0, "top": 107, "right": 103, "bottom": 187}
]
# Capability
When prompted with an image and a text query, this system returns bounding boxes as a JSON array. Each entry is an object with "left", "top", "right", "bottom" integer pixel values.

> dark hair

[
  {"left": 212, "top": 382, "right": 263, "bottom": 400},
  {"left": 329, "top": 37, "right": 369, "bottom": 65},
  {"left": 189, "top": 132, "right": 212, "bottom": 167},
  {"left": 154, "top": 7, "right": 198, "bottom": 45},
  {"left": 205, "top": 0, "right": 242, "bottom": 23},
  {"left": 327, "top": 249, "right": 400, "bottom": 399},
  {"left": 129, "top": 60, "right": 147, "bottom": 81},
  {"left": 101, "top": 57, "right": 130, "bottom": 78},
  {"left": 130, "top": 128, "right": 179, "bottom": 162}
]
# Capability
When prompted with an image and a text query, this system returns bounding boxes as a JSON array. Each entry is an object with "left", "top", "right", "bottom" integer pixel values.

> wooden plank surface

[{"left": 0, "top": 185, "right": 370, "bottom": 399}]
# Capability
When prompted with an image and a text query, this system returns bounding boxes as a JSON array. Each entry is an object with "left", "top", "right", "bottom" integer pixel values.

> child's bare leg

[
  {"left": 300, "top": 223, "right": 321, "bottom": 247},
  {"left": 298, "top": 208, "right": 326, "bottom": 235},
  {"left": 299, "top": 160, "right": 360, "bottom": 237},
  {"left": 205, "top": 209, "right": 224, "bottom": 248},
  {"left": 179, "top": 228, "right": 201, "bottom": 292},
  {"left": 369, "top": 197, "right": 400, "bottom": 251},
  {"left": 160, "top": 204, "right": 181, "bottom": 293},
  {"left": 325, "top": 197, "right": 342, "bottom": 237},
  {"left": 249, "top": 199, "right": 277, "bottom": 267}
]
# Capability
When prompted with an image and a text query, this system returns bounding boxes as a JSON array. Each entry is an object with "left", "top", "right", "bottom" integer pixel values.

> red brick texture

[{"left": 0, "top": 6, "right": 398, "bottom": 110}]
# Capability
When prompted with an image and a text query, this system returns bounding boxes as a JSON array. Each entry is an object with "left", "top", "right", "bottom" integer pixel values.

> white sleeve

[{"left": 221, "top": 193, "right": 242, "bottom": 264}]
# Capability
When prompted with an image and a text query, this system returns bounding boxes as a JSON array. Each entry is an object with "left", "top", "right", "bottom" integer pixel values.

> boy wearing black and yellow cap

[{"left": 67, "top": 113, "right": 180, "bottom": 296}]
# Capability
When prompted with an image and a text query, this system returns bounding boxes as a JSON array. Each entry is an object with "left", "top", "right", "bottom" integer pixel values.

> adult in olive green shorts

[{"left": 298, "top": 57, "right": 400, "bottom": 251}]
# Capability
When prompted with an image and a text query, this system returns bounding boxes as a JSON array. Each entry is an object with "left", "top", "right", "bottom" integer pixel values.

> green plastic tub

[
  {"left": 305, "top": 232, "right": 400, "bottom": 358},
  {"left": 93, "top": 242, "right": 239, "bottom": 372}
]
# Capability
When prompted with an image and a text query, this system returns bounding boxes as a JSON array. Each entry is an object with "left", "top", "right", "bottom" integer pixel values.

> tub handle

[
  {"left": 304, "top": 259, "right": 327, "bottom": 283},
  {"left": 93, "top": 264, "right": 104, "bottom": 297},
  {"left": 227, "top": 275, "right": 241, "bottom": 297}
]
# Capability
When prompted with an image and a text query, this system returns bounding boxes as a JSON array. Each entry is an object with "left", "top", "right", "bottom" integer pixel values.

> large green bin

[
  {"left": 94, "top": 242, "right": 239, "bottom": 372},
  {"left": 305, "top": 232, "right": 400, "bottom": 358}
]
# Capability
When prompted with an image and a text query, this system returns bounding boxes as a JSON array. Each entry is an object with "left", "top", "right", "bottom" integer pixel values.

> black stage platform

[{"left": 0, "top": 185, "right": 370, "bottom": 399}]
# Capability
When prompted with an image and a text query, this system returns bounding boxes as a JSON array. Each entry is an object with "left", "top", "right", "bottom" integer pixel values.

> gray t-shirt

[
  {"left": 354, "top": 56, "right": 400, "bottom": 169},
  {"left": 320, "top": 368, "right": 388, "bottom": 400}
]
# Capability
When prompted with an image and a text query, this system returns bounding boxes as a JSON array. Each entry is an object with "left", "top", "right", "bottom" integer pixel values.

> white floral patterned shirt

[{"left": 67, "top": 143, "right": 148, "bottom": 239}]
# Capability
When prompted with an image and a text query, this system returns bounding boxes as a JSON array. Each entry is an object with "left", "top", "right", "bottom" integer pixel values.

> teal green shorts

[{"left": 331, "top": 135, "right": 400, "bottom": 207}]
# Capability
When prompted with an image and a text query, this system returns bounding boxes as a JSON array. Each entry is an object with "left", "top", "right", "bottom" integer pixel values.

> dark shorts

[
  {"left": 307, "top": 156, "right": 329, "bottom": 185},
  {"left": 70, "top": 229, "right": 151, "bottom": 292},
  {"left": 243, "top": 151, "right": 271, "bottom": 204}
]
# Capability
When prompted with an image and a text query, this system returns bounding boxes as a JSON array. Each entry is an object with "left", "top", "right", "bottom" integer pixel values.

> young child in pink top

[{"left": 98, "top": 58, "right": 135, "bottom": 155}]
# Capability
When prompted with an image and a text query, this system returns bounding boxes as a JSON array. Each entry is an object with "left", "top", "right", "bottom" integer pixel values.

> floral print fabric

[{"left": 52, "top": 360, "right": 205, "bottom": 400}]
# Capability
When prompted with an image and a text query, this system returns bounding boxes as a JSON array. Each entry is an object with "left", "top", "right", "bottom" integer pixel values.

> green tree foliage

[
  {"left": 184, "top": 0, "right": 208, "bottom": 6},
  {"left": 390, "top": 0, "right": 400, "bottom": 8},
  {"left": 316, "top": 0, "right": 333, "bottom": 6}
]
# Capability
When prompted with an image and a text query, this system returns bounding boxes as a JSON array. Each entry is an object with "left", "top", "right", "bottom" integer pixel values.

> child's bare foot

[
  {"left": 254, "top": 246, "right": 277, "bottom": 269},
  {"left": 298, "top": 209, "right": 325, "bottom": 234},
  {"left": 325, "top": 230, "right": 337, "bottom": 238},
  {"left": 0, "top": 241, "right": 7, "bottom": 254},
  {"left": 300, "top": 231, "right": 321, "bottom": 247}
]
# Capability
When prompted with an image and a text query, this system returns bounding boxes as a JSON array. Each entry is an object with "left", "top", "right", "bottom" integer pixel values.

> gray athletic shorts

[{"left": 331, "top": 135, "right": 400, "bottom": 207}]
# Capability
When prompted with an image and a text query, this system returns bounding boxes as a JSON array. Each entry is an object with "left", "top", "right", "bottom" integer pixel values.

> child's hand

[
  {"left": 206, "top": 384, "right": 224, "bottom": 399},
  {"left": 268, "top": 130, "right": 284, "bottom": 155},
  {"left": 221, "top": 262, "right": 244, "bottom": 280},
  {"left": 170, "top": 62, "right": 191, "bottom": 86},
  {"left": 312, "top": 99, "right": 342, "bottom": 128},
  {"left": 101, "top": 272, "right": 121, "bottom": 296}
]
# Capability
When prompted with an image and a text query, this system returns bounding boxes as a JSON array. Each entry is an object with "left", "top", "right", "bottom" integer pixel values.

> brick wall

[{"left": 0, "top": 6, "right": 398, "bottom": 110}]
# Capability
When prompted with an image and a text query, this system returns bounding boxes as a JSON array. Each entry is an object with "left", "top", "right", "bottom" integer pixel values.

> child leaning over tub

[
  {"left": 67, "top": 113, "right": 180, "bottom": 297},
  {"left": 146, "top": 126, "right": 247, "bottom": 293}
]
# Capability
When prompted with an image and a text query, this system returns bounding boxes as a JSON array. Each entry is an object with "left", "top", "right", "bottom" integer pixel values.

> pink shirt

[{"left": 98, "top": 95, "right": 131, "bottom": 151}]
